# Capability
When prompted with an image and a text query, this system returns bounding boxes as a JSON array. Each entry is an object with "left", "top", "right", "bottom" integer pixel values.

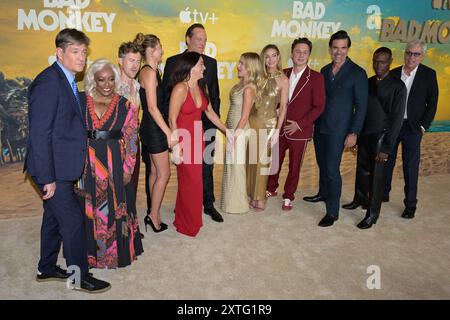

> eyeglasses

[{"left": 405, "top": 51, "right": 422, "bottom": 57}]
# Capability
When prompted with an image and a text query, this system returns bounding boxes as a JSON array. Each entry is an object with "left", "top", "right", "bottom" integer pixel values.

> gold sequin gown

[
  {"left": 247, "top": 72, "right": 281, "bottom": 201},
  {"left": 220, "top": 84, "right": 250, "bottom": 214}
]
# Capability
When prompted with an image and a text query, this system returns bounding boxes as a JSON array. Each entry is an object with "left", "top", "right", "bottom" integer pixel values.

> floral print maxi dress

[{"left": 80, "top": 94, "right": 143, "bottom": 269}]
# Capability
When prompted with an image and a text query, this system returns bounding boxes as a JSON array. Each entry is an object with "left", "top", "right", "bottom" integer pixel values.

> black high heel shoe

[
  {"left": 144, "top": 215, "right": 168, "bottom": 233},
  {"left": 147, "top": 209, "right": 168, "bottom": 229}
]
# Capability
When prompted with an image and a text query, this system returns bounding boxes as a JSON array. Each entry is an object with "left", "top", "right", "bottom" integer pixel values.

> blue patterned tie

[{"left": 71, "top": 79, "right": 82, "bottom": 113}]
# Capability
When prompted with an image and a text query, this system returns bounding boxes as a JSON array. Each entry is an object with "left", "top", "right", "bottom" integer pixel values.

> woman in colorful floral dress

[{"left": 80, "top": 59, "right": 143, "bottom": 269}]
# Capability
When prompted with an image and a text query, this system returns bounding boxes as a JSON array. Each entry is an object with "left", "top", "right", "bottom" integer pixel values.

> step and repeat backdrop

[{"left": 0, "top": 0, "right": 449, "bottom": 165}]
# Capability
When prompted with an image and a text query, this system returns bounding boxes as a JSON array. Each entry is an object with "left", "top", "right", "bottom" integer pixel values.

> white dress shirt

[
  {"left": 289, "top": 66, "right": 306, "bottom": 101},
  {"left": 401, "top": 65, "right": 418, "bottom": 119}
]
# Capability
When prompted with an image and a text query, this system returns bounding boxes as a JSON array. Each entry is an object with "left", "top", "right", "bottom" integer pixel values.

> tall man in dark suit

[
  {"left": 266, "top": 37, "right": 325, "bottom": 211},
  {"left": 25, "top": 28, "right": 110, "bottom": 293},
  {"left": 343, "top": 47, "right": 407, "bottom": 229},
  {"left": 383, "top": 40, "right": 439, "bottom": 219},
  {"left": 162, "top": 23, "right": 223, "bottom": 222},
  {"left": 303, "top": 30, "right": 368, "bottom": 227}
]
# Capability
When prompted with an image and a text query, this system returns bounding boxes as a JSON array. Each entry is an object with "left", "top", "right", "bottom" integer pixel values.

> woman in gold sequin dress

[
  {"left": 247, "top": 44, "right": 289, "bottom": 211},
  {"left": 220, "top": 53, "right": 264, "bottom": 214}
]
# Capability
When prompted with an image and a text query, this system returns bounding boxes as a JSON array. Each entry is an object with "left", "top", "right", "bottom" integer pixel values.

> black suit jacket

[
  {"left": 391, "top": 64, "right": 438, "bottom": 134},
  {"left": 24, "top": 62, "right": 87, "bottom": 184},
  {"left": 362, "top": 74, "right": 407, "bottom": 154},
  {"left": 162, "top": 51, "right": 220, "bottom": 130}
]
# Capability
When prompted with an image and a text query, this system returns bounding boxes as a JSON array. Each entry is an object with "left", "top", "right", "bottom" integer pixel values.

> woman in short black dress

[{"left": 135, "top": 33, "right": 175, "bottom": 233}]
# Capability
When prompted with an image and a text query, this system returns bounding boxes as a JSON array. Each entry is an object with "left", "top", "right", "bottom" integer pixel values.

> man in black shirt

[{"left": 343, "top": 47, "right": 407, "bottom": 229}]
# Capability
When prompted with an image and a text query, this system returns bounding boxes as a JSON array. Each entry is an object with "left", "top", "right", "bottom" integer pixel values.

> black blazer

[
  {"left": 318, "top": 58, "right": 368, "bottom": 136},
  {"left": 391, "top": 64, "right": 438, "bottom": 134},
  {"left": 162, "top": 51, "right": 220, "bottom": 130},
  {"left": 362, "top": 74, "right": 407, "bottom": 154},
  {"left": 24, "top": 62, "right": 87, "bottom": 184}
]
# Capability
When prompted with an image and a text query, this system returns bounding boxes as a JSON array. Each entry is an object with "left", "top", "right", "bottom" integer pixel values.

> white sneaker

[{"left": 282, "top": 198, "right": 293, "bottom": 211}]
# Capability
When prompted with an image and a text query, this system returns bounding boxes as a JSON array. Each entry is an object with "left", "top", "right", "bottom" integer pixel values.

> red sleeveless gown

[{"left": 173, "top": 88, "right": 208, "bottom": 237}]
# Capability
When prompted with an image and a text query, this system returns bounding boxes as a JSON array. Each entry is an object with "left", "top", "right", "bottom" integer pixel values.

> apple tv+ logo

[{"left": 179, "top": 7, "right": 219, "bottom": 24}]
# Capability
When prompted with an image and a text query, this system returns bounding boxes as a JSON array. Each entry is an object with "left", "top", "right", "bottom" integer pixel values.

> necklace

[{"left": 87, "top": 94, "right": 120, "bottom": 129}]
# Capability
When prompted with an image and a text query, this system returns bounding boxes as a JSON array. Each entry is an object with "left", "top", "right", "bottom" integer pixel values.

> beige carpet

[{"left": 0, "top": 174, "right": 449, "bottom": 300}]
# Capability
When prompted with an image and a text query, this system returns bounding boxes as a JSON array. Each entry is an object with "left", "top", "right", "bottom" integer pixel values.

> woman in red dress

[{"left": 168, "top": 52, "right": 227, "bottom": 237}]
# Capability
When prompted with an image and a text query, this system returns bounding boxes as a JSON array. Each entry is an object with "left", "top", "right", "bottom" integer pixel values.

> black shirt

[{"left": 361, "top": 74, "right": 407, "bottom": 154}]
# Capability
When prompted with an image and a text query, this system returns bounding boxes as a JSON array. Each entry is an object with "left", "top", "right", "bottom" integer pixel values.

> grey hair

[
  {"left": 84, "top": 59, "right": 121, "bottom": 97},
  {"left": 406, "top": 40, "right": 427, "bottom": 54}
]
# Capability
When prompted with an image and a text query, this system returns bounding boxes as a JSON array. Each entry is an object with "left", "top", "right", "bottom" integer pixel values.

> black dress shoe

[
  {"left": 357, "top": 212, "right": 379, "bottom": 229},
  {"left": 342, "top": 201, "right": 368, "bottom": 210},
  {"left": 401, "top": 207, "right": 416, "bottom": 219},
  {"left": 204, "top": 207, "right": 224, "bottom": 222},
  {"left": 70, "top": 275, "right": 111, "bottom": 294},
  {"left": 36, "top": 265, "right": 70, "bottom": 282},
  {"left": 303, "top": 194, "right": 326, "bottom": 203},
  {"left": 318, "top": 214, "right": 338, "bottom": 227}
]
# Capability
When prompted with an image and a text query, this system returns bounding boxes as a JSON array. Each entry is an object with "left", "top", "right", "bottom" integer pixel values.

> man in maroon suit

[{"left": 266, "top": 37, "right": 325, "bottom": 210}]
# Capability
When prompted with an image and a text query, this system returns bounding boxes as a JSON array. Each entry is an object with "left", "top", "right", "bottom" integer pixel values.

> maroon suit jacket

[{"left": 281, "top": 66, "right": 325, "bottom": 140}]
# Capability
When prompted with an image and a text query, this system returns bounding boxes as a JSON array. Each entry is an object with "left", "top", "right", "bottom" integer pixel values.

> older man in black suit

[
  {"left": 162, "top": 23, "right": 223, "bottom": 222},
  {"left": 383, "top": 40, "right": 439, "bottom": 219}
]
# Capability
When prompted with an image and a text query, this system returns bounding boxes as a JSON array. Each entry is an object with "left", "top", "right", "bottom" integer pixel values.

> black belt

[{"left": 87, "top": 130, "right": 122, "bottom": 140}]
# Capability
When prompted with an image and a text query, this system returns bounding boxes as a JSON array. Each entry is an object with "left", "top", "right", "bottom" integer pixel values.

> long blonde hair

[
  {"left": 240, "top": 52, "right": 264, "bottom": 88},
  {"left": 260, "top": 44, "right": 282, "bottom": 75}
]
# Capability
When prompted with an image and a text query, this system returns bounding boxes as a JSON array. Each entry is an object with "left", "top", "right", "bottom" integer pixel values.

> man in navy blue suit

[
  {"left": 303, "top": 30, "right": 368, "bottom": 227},
  {"left": 25, "top": 28, "right": 110, "bottom": 293}
]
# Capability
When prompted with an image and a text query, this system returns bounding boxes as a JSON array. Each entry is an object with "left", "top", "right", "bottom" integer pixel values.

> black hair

[
  {"left": 185, "top": 23, "right": 205, "bottom": 40},
  {"left": 291, "top": 37, "right": 312, "bottom": 53},
  {"left": 374, "top": 46, "right": 392, "bottom": 59},
  {"left": 329, "top": 30, "right": 351, "bottom": 48},
  {"left": 169, "top": 51, "right": 209, "bottom": 104}
]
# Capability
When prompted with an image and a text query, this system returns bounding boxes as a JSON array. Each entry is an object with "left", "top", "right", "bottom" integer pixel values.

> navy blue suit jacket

[
  {"left": 317, "top": 58, "right": 368, "bottom": 136},
  {"left": 25, "top": 62, "right": 87, "bottom": 185}
]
